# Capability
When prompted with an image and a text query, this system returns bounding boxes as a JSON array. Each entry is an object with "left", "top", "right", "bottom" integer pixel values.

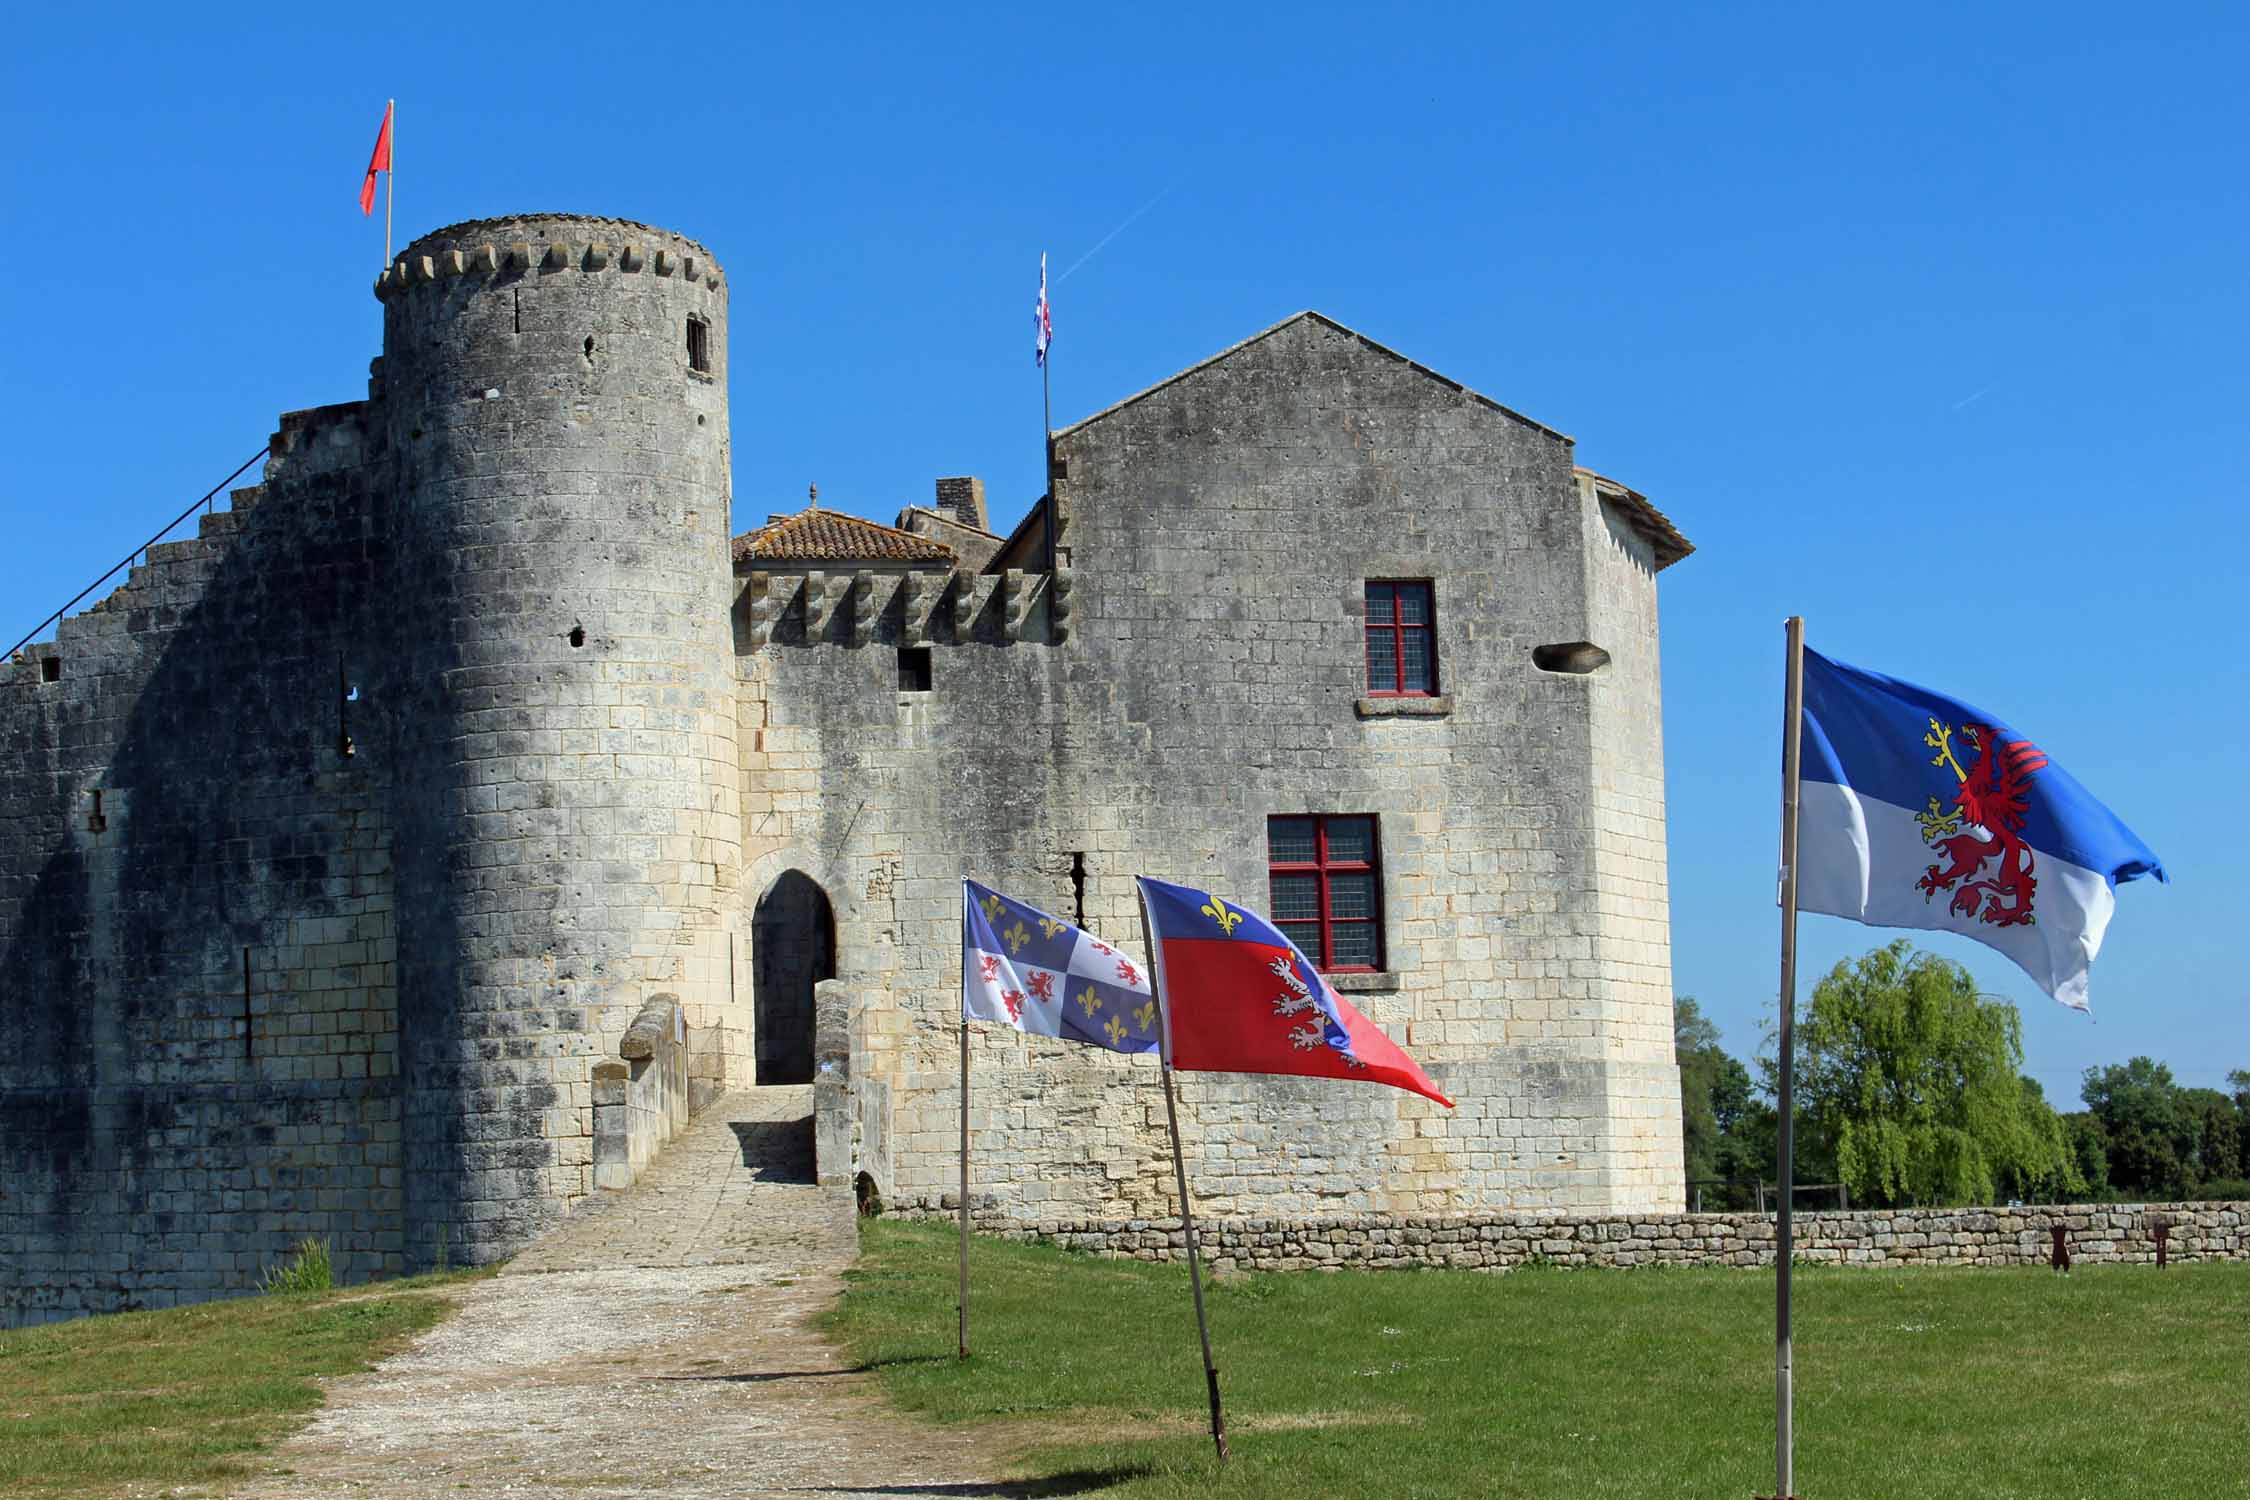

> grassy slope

[
  {"left": 0, "top": 1277, "right": 472, "bottom": 1497},
  {"left": 830, "top": 1220, "right": 2249, "bottom": 1499}
]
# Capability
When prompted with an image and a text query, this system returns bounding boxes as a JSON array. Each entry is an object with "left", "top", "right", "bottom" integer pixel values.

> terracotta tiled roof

[
  {"left": 1574, "top": 467, "right": 1694, "bottom": 572},
  {"left": 731, "top": 506, "right": 956, "bottom": 566}
]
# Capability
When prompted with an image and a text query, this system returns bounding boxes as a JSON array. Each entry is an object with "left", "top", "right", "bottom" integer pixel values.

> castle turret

[{"left": 375, "top": 215, "right": 741, "bottom": 1264}]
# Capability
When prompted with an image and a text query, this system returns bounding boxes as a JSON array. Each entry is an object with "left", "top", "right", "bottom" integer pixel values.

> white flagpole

[
  {"left": 1135, "top": 883, "right": 1228, "bottom": 1464},
  {"left": 1773, "top": 615, "right": 1806, "bottom": 1500},
  {"left": 383, "top": 100, "right": 395, "bottom": 269}
]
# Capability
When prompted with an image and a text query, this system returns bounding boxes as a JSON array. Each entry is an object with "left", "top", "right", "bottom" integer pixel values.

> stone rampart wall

[
  {"left": 915, "top": 1201, "right": 2249, "bottom": 1272},
  {"left": 1, "top": 400, "right": 405, "bottom": 1327}
]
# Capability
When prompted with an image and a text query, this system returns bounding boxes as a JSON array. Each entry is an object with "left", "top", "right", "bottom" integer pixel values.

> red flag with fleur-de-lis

[
  {"left": 962, "top": 880, "right": 1158, "bottom": 1054},
  {"left": 1136, "top": 876, "right": 1452, "bottom": 1107}
]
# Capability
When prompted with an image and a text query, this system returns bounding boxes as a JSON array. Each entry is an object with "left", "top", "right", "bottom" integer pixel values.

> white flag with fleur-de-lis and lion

[{"left": 962, "top": 879, "right": 1159, "bottom": 1053}]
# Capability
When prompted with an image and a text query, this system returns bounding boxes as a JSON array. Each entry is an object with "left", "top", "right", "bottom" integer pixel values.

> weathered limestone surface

[
  {"left": 1, "top": 216, "right": 746, "bottom": 1324},
  {"left": 907, "top": 1200, "right": 2250, "bottom": 1272},
  {"left": 744, "top": 314, "right": 1688, "bottom": 1225},
  {"left": 2, "top": 223, "right": 1696, "bottom": 1325}
]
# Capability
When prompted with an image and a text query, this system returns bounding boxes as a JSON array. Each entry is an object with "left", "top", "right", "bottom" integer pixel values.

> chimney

[{"left": 933, "top": 476, "right": 988, "bottom": 532}]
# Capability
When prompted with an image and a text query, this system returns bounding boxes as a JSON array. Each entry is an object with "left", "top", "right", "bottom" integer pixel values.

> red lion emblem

[{"left": 1914, "top": 719, "right": 2048, "bottom": 928}]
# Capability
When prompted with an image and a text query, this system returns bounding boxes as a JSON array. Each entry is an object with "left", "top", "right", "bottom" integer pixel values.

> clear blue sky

[{"left": 4, "top": 4, "right": 2243, "bottom": 1103}]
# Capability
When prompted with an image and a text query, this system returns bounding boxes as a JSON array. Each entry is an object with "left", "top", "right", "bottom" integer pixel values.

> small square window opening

[
  {"left": 41, "top": 656, "right": 61, "bottom": 683},
  {"left": 897, "top": 646, "right": 933, "bottom": 692},
  {"left": 1365, "top": 581, "right": 1436, "bottom": 696},
  {"left": 1267, "top": 814, "right": 1383, "bottom": 972}
]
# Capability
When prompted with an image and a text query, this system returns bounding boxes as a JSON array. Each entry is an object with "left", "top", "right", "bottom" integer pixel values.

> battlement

[
  {"left": 374, "top": 213, "right": 725, "bottom": 302},
  {"left": 740, "top": 566, "right": 1071, "bottom": 647}
]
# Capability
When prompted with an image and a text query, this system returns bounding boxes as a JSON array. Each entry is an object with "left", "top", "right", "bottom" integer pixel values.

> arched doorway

[{"left": 751, "top": 870, "right": 833, "bottom": 1085}]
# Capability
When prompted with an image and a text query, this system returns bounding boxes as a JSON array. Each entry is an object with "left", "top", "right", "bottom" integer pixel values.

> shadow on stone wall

[{"left": 0, "top": 411, "right": 428, "bottom": 1325}]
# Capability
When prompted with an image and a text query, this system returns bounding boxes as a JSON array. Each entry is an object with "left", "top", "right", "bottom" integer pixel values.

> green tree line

[{"left": 1677, "top": 939, "right": 2250, "bottom": 1210}]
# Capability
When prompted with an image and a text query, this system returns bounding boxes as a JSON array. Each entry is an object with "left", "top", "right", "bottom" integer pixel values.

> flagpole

[
  {"left": 958, "top": 1009, "right": 971, "bottom": 1360},
  {"left": 383, "top": 100, "right": 394, "bottom": 269},
  {"left": 1136, "top": 885, "right": 1228, "bottom": 1464},
  {"left": 1773, "top": 615, "right": 1806, "bottom": 1500}
]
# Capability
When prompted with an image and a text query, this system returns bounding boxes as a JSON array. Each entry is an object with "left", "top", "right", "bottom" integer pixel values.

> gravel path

[{"left": 232, "top": 1090, "right": 1053, "bottom": 1499}]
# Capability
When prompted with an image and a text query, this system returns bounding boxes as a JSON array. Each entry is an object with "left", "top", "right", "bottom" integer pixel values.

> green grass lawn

[
  {"left": 0, "top": 1275, "right": 476, "bottom": 1497},
  {"left": 829, "top": 1220, "right": 2250, "bottom": 1499}
]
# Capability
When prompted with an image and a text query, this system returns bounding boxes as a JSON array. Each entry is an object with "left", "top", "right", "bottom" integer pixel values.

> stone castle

[{"left": 0, "top": 212, "right": 1693, "bottom": 1324}]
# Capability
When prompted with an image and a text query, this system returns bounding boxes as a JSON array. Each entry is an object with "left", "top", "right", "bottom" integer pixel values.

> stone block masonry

[
  {"left": 4, "top": 222, "right": 1700, "bottom": 1324},
  {"left": 743, "top": 312, "right": 1695, "bottom": 1226},
  {"left": 2, "top": 214, "right": 746, "bottom": 1323},
  {"left": 913, "top": 1201, "right": 2250, "bottom": 1274}
]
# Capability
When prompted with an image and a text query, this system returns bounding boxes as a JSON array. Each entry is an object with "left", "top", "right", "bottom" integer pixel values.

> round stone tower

[{"left": 375, "top": 215, "right": 741, "bottom": 1266}]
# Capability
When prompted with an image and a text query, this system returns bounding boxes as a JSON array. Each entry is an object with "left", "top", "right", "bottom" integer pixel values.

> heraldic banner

[
  {"left": 962, "top": 879, "right": 1159, "bottom": 1053},
  {"left": 1134, "top": 876, "right": 1452, "bottom": 1107},
  {"left": 1797, "top": 647, "right": 2166, "bottom": 1012}
]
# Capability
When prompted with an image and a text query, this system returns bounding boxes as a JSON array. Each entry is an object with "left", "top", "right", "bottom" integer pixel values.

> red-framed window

[
  {"left": 1267, "top": 814, "right": 1383, "bottom": 972},
  {"left": 1365, "top": 581, "right": 1436, "bottom": 696}
]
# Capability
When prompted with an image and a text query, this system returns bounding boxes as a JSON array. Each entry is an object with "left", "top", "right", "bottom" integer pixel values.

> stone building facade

[{"left": 0, "top": 212, "right": 1693, "bottom": 1324}]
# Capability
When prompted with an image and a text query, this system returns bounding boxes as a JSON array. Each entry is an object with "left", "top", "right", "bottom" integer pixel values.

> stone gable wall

[{"left": 740, "top": 315, "right": 1687, "bottom": 1224}]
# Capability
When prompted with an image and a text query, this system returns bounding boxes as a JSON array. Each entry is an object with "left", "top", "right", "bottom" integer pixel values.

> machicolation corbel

[
  {"left": 900, "top": 573, "right": 934, "bottom": 646},
  {"left": 802, "top": 571, "right": 834, "bottom": 636},
  {"left": 949, "top": 571, "right": 977, "bottom": 637},
  {"left": 1049, "top": 564, "right": 1073, "bottom": 642},
  {"left": 584, "top": 243, "right": 611, "bottom": 271},
  {"left": 655, "top": 249, "right": 676, "bottom": 277},
  {"left": 506, "top": 242, "right": 532, "bottom": 269},
  {"left": 745, "top": 572, "right": 786, "bottom": 648},
  {"left": 1003, "top": 569, "right": 1029, "bottom": 641},
  {"left": 620, "top": 244, "right": 644, "bottom": 273},
  {"left": 543, "top": 243, "right": 570, "bottom": 270},
  {"left": 848, "top": 571, "right": 876, "bottom": 644}
]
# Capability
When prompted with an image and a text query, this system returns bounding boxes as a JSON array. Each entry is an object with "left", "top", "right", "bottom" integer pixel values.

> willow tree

[{"left": 1795, "top": 940, "right": 2082, "bottom": 1207}]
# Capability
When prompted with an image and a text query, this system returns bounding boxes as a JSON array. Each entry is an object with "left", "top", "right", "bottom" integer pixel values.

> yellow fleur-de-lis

[
  {"left": 1076, "top": 986, "right": 1103, "bottom": 1018},
  {"left": 980, "top": 893, "right": 1005, "bottom": 922},
  {"left": 1104, "top": 1014, "right": 1129, "bottom": 1047},
  {"left": 1134, "top": 1000, "right": 1157, "bottom": 1032},
  {"left": 1202, "top": 897, "right": 1243, "bottom": 937},
  {"left": 1037, "top": 914, "right": 1068, "bottom": 939},
  {"left": 1002, "top": 919, "right": 1032, "bottom": 955}
]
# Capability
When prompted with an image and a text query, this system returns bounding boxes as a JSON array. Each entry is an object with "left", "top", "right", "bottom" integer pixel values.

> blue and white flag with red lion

[{"left": 1798, "top": 649, "right": 2165, "bottom": 1012}]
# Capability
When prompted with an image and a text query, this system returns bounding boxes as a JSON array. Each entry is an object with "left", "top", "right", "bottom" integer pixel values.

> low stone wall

[
  {"left": 813, "top": 979, "right": 853, "bottom": 1189},
  {"left": 591, "top": 996, "right": 692, "bottom": 1191},
  {"left": 908, "top": 1201, "right": 2249, "bottom": 1273}
]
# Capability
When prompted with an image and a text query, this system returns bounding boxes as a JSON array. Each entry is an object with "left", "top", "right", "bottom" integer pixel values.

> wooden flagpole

[
  {"left": 1771, "top": 615, "right": 1806, "bottom": 1500},
  {"left": 1136, "top": 884, "right": 1228, "bottom": 1463},
  {"left": 383, "top": 100, "right": 394, "bottom": 269},
  {"left": 958, "top": 1009, "right": 971, "bottom": 1360},
  {"left": 957, "top": 885, "right": 973, "bottom": 1359}
]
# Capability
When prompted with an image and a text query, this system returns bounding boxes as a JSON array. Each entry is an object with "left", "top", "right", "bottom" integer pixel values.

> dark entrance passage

[{"left": 751, "top": 869, "right": 832, "bottom": 1085}]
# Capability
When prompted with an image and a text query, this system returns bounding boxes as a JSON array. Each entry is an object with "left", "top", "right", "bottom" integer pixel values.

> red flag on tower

[{"left": 359, "top": 102, "right": 393, "bottom": 216}]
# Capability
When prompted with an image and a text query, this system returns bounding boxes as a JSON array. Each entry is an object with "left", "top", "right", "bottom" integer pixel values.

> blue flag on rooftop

[
  {"left": 962, "top": 879, "right": 1159, "bottom": 1053},
  {"left": 1798, "top": 648, "right": 2165, "bottom": 1012}
]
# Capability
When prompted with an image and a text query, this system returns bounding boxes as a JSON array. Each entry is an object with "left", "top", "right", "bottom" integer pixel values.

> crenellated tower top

[{"left": 373, "top": 213, "right": 725, "bottom": 301}]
